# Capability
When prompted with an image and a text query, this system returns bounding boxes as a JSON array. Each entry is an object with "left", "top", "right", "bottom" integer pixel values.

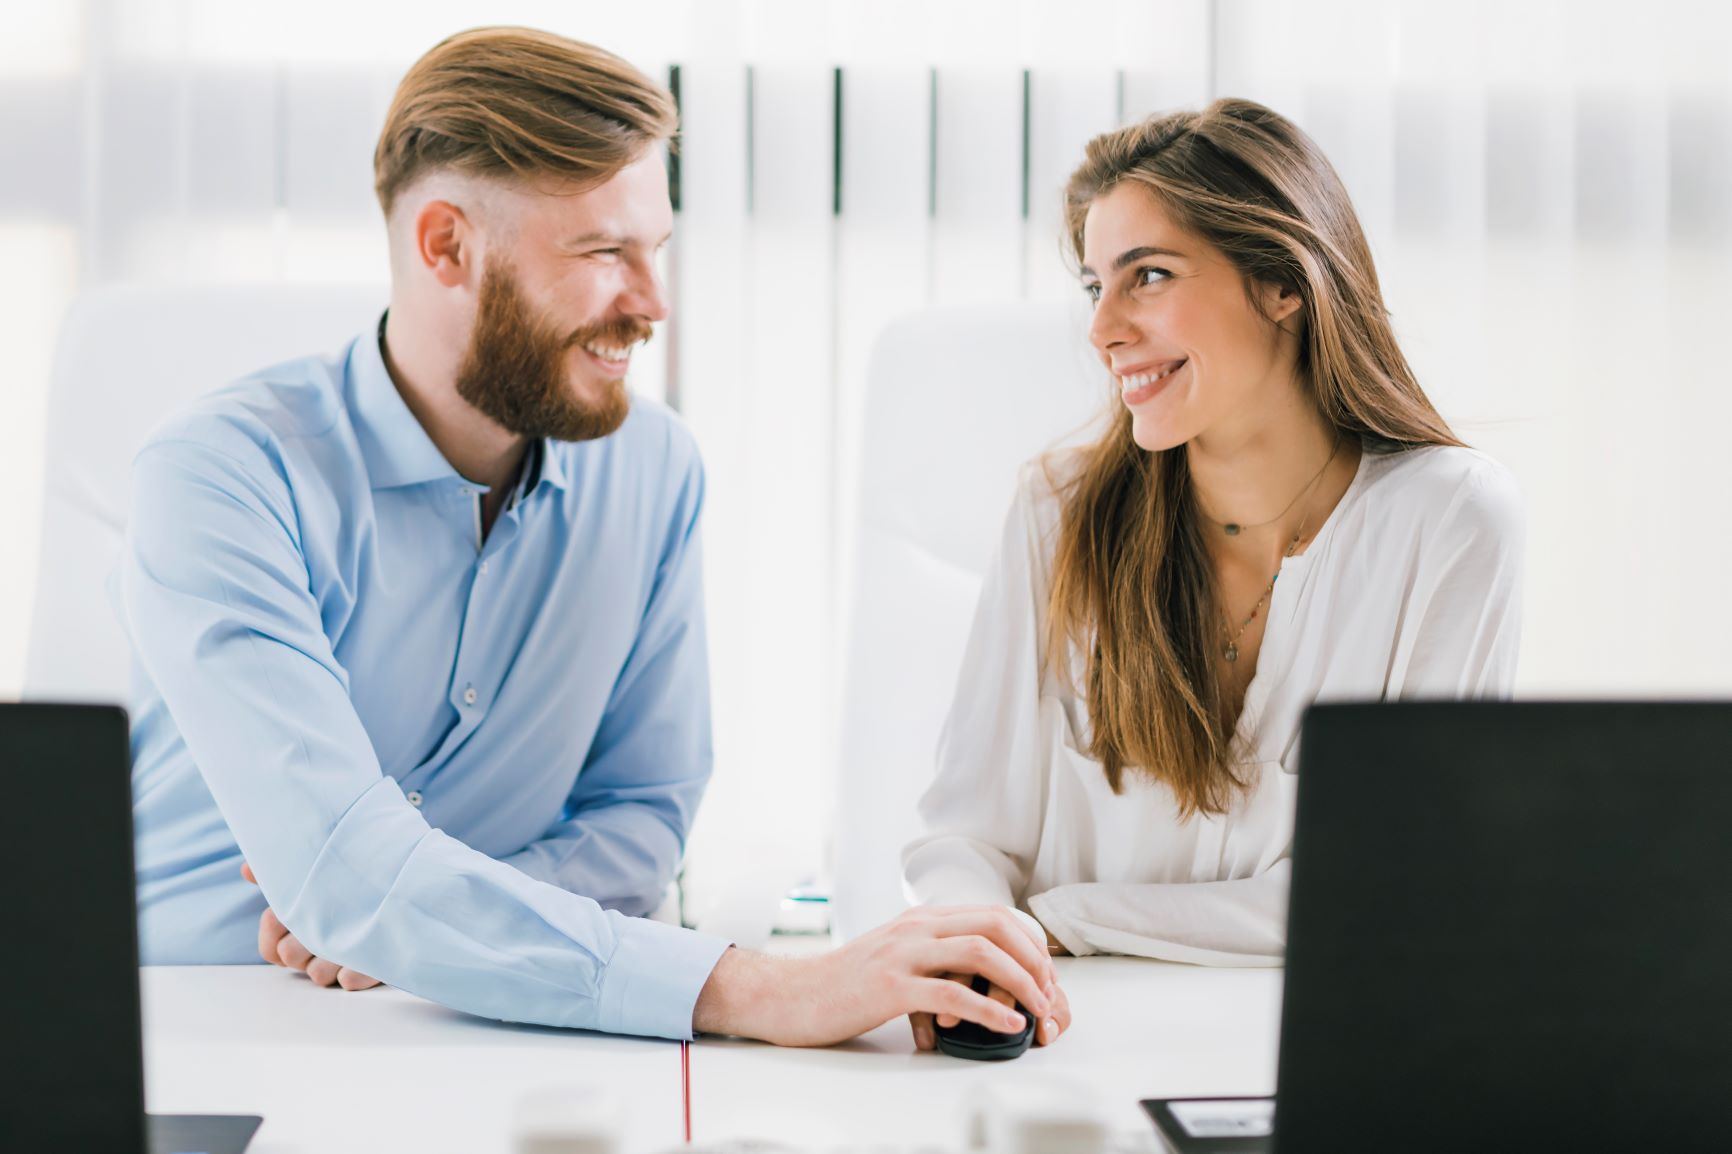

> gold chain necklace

[{"left": 1202, "top": 438, "right": 1341, "bottom": 537}]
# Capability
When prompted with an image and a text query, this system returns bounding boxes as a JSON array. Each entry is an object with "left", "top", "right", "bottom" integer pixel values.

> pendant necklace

[
  {"left": 1222, "top": 518, "right": 1307, "bottom": 663},
  {"left": 1203, "top": 438, "right": 1341, "bottom": 537}
]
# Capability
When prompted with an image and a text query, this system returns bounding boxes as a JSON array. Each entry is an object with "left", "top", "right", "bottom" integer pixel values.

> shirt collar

[
  {"left": 528, "top": 426, "right": 571, "bottom": 494},
  {"left": 347, "top": 313, "right": 570, "bottom": 495}
]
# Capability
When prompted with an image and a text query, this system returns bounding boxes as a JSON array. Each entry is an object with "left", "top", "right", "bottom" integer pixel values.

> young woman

[{"left": 901, "top": 99, "right": 1524, "bottom": 1050}]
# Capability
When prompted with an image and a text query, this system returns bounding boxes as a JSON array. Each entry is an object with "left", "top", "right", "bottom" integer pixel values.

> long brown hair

[{"left": 1048, "top": 98, "right": 1462, "bottom": 814}]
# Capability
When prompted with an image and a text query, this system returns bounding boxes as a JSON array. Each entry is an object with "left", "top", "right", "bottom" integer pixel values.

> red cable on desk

[{"left": 681, "top": 1038, "right": 692, "bottom": 1143}]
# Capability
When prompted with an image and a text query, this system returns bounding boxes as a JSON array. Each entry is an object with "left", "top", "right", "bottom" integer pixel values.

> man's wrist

[{"left": 692, "top": 945, "right": 775, "bottom": 1039}]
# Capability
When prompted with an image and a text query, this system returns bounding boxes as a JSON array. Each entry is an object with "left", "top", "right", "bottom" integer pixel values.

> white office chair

[
  {"left": 23, "top": 281, "right": 698, "bottom": 926},
  {"left": 24, "top": 283, "right": 389, "bottom": 702},
  {"left": 829, "top": 301, "right": 1110, "bottom": 941}
]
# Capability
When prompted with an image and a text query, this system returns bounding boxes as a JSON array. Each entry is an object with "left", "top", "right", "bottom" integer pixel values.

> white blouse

[{"left": 902, "top": 442, "right": 1525, "bottom": 965}]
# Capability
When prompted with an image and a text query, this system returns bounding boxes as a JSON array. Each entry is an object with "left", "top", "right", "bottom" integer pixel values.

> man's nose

[{"left": 623, "top": 261, "right": 670, "bottom": 324}]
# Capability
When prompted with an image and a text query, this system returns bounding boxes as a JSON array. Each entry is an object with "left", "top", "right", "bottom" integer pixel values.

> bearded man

[{"left": 121, "top": 26, "right": 1058, "bottom": 1047}]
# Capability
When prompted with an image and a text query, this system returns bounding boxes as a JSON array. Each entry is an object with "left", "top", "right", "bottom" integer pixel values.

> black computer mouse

[{"left": 933, "top": 974, "right": 1035, "bottom": 1060}]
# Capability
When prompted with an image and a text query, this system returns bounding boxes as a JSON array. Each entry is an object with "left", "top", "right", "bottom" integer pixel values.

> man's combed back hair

[{"left": 374, "top": 26, "right": 678, "bottom": 216}]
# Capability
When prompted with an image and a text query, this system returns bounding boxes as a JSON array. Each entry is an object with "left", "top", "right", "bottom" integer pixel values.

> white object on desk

[
  {"left": 513, "top": 1084, "right": 624, "bottom": 1154},
  {"left": 964, "top": 1076, "right": 1109, "bottom": 1154}
]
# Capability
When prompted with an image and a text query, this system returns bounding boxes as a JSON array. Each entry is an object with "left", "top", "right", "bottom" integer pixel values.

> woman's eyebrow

[{"left": 1079, "top": 245, "right": 1188, "bottom": 278}]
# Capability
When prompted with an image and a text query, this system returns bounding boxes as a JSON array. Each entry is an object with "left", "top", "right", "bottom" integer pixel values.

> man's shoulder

[
  {"left": 624, "top": 393, "right": 701, "bottom": 465},
  {"left": 550, "top": 392, "right": 704, "bottom": 484},
  {"left": 139, "top": 348, "right": 355, "bottom": 481}
]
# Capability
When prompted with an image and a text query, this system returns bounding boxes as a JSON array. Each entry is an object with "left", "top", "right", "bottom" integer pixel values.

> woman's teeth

[{"left": 1120, "top": 361, "right": 1185, "bottom": 391}]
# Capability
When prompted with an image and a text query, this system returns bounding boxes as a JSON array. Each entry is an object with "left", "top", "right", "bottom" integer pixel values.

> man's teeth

[
  {"left": 584, "top": 342, "right": 636, "bottom": 362},
  {"left": 1120, "top": 362, "right": 1185, "bottom": 390}
]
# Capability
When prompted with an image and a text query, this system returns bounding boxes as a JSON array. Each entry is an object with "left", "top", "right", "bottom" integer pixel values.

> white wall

[{"left": 4, "top": 0, "right": 1730, "bottom": 930}]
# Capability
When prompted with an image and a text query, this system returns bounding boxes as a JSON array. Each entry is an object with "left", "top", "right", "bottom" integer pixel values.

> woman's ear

[{"left": 1260, "top": 279, "right": 1304, "bottom": 325}]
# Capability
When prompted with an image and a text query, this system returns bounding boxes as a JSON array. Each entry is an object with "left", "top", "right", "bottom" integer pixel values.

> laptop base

[{"left": 148, "top": 1112, "right": 262, "bottom": 1154}]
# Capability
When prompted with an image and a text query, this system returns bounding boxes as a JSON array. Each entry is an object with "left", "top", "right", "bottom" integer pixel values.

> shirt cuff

[
  {"left": 1026, "top": 889, "right": 1095, "bottom": 957},
  {"left": 595, "top": 915, "right": 733, "bottom": 1041}
]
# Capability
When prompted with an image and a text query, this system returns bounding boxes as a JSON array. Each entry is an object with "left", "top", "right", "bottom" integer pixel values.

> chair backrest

[
  {"left": 24, "top": 283, "right": 388, "bottom": 703},
  {"left": 830, "top": 301, "right": 1109, "bottom": 940}
]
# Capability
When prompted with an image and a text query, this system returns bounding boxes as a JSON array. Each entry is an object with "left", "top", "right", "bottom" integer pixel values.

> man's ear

[{"left": 410, "top": 199, "right": 475, "bottom": 288}]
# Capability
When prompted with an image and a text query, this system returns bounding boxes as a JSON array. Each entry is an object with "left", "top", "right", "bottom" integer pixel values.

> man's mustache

[{"left": 565, "top": 319, "right": 654, "bottom": 350}]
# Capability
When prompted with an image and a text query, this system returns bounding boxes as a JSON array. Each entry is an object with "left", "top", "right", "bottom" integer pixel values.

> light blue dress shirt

[{"left": 121, "top": 319, "right": 731, "bottom": 1040}]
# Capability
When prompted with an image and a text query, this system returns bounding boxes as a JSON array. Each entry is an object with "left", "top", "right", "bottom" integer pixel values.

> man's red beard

[{"left": 454, "top": 256, "right": 651, "bottom": 442}]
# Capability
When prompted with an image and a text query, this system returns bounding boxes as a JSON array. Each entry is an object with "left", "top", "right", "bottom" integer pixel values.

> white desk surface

[
  {"left": 142, "top": 966, "right": 686, "bottom": 1154},
  {"left": 144, "top": 958, "right": 1281, "bottom": 1153},
  {"left": 687, "top": 957, "right": 1282, "bottom": 1149}
]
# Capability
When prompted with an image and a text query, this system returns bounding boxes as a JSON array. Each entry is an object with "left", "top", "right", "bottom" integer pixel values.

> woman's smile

[{"left": 1116, "top": 358, "right": 1188, "bottom": 406}]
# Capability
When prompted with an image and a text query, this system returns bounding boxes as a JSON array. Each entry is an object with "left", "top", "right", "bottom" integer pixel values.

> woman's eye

[
  {"left": 1137, "top": 266, "right": 1171, "bottom": 286},
  {"left": 1083, "top": 283, "right": 1102, "bottom": 303}
]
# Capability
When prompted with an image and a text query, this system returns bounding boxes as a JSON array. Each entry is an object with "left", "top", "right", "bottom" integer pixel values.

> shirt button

[
  {"left": 479, "top": 560, "right": 489, "bottom": 575},
  {"left": 463, "top": 686, "right": 478, "bottom": 706},
  {"left": 406, "top": 790, "right": 423, "bottom": 808}
]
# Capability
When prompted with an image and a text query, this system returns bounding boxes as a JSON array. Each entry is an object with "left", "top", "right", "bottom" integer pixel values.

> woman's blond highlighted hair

[{"left": 374, "top": 26, "right": 677, "bottom": 216}]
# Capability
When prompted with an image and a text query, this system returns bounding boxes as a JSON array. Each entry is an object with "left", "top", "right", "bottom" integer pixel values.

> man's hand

[
  {"left": 691, "top": 905, "right": 1067, "bottom": 1049},
  {"left": 241, "top": 862, "right": 381, "bottom": 991},
  {"left": 911, "top": 915, "right": 1073, "bottom": 1050},
  {"left": 915, "top": 973, "right": 1071, "bottom": 1050}
]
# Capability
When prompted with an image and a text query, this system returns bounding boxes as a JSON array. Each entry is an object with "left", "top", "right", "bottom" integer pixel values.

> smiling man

[{"left": 121, "top": 26, "right": 1057, "bottom": 1047}]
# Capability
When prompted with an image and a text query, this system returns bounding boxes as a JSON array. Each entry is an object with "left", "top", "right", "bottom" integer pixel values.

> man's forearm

[
  {"left": 500, "top": 803, "right": 683, "bottom": 915},
  {"left": 692, "top": 946, "right": 787, "bottom": 1040}
]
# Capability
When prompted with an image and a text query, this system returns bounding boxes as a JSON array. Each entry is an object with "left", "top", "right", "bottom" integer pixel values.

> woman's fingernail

[{"left": 1045, "top": 1018, "right": 1059, "bottom": 1039}]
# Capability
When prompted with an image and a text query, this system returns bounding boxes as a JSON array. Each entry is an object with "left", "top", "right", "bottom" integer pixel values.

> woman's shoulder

[
  {"left": 1011, "top": 445, "right": 1090, "bottom": 538},
  {"left": 1357, "top": 442, "right": 1525, "bottom": 544}
]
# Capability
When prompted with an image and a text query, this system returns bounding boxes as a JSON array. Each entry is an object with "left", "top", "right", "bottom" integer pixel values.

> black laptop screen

[
  {"left": 0, "top": 704, "right": 147, "bottom": 1151},
  {"left": 1276, "top": 702, "right": 1732, "bottom": 1154}
]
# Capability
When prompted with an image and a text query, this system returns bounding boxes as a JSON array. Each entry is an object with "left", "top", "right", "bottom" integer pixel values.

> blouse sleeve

[{"left": 1023, "top": 455, "right": 1527, "bottom": 963}]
